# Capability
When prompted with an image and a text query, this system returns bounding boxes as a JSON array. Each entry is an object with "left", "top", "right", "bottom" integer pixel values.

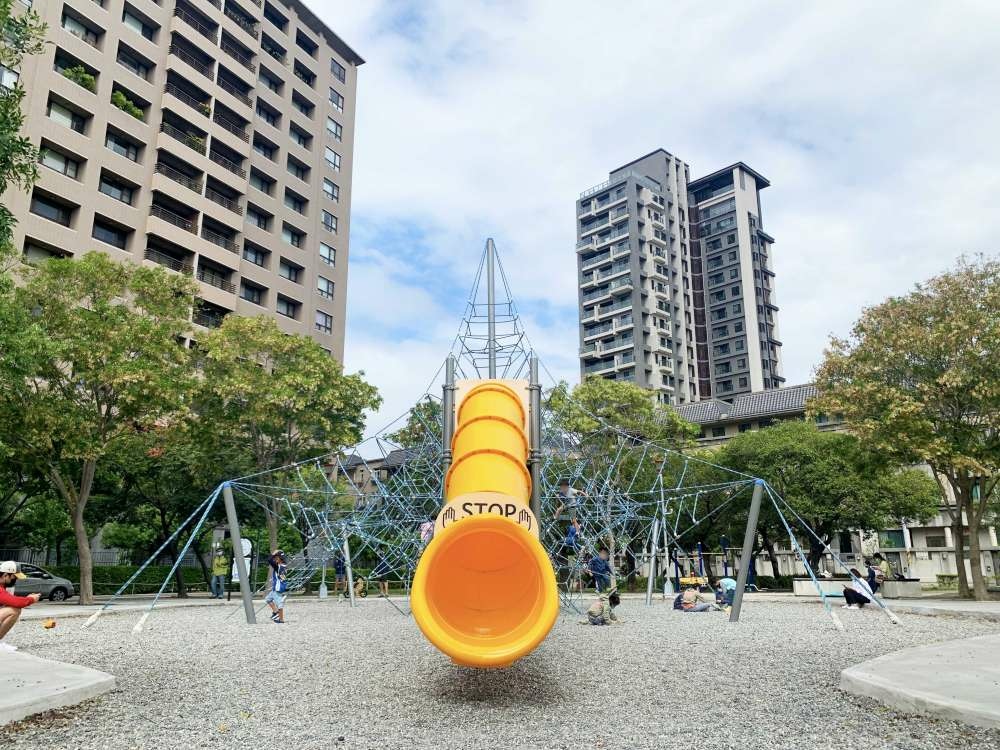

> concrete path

[
  {"left": 0, "top": 651, "right": 116, "bottom": 726},
  {"left": 841, "top": 633, "right": 1000, "bottom": 730}
]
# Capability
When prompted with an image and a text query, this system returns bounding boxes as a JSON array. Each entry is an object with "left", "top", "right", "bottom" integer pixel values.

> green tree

[
  {"left": 198, "top": 316, "right": 381, "bottom": 551},
  {"left": 811, "top": 256, "right": 1000, "bottom": 599},
  {"left": 718, "top": 421, "right": 940, "bottom": 571},
  {"left": 0, "top": 253, "right": 199, "bottom": 603},
  {"left": 388, "top": 396, "right": 442, "bottom": 449},
  {"left": 0, "top": 0, "right": 45, "bottom": 262}
]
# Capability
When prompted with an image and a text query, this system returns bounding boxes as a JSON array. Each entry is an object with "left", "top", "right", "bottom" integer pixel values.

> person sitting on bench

[{"left": 842, "top": 568, "right": 874, "bottom": 609}]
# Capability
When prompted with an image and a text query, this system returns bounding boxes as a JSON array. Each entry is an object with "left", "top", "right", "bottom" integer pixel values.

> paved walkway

[
  {"left": 0, "top": 651, "right": 115, "bottom": 726},
  {"left": 841, "top": 633, "right": 1000, "bottom": 729}
]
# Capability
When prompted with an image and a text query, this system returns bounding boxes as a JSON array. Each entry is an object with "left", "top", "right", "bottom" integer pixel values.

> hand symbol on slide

[
  {"left": 518, "top": 509, "right": 532, "bottom": 531},
  {"left": 442, "top": 506, "right": 456, "bottom": 527}
]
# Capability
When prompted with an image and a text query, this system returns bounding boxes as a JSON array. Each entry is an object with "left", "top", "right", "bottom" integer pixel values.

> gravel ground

[{"left": 2, "top": 597, "right": 999, "bottom": 750}]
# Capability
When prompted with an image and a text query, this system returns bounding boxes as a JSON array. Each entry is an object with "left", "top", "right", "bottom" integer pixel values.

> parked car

[{"left": 12, "top": 563, "right": 76, "bottom": 602}]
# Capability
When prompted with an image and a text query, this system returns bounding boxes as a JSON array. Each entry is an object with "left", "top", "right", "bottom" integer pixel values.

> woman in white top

[{"left": 842, "top": 568, "right": 874, "bottom": 609}]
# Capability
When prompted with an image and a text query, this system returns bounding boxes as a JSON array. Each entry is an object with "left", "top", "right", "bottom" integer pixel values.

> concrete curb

[
  {"left": 0, "top": 652, "right": 116, "bottom": 727},
  {"left": 840, "top": 633, "right": 1000, "bottom": 730}
]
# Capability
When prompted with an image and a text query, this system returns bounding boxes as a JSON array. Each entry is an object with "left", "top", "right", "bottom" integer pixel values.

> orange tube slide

[{"left": 411, "top": 381, "right": 558, "bottom": 668}]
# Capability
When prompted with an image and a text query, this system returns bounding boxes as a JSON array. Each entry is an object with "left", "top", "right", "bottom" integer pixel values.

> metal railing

[
  {"left": 205, "top": 186, "right": 242, "bottom": 214},
  {"left": 173, "top": 5, "right": 216, "bottom": 42},
  {"left": 224, "top": 7, "right": 259, "bottom": 36},
  {"left": 164, "top": 81, "right": 210, "bottom": 116},
  {"left": 169, "top": 44, "right": 212, "bottom": 78},
  {"left": 221, "top": 38, "right": 256, "bottom": 72},
  {"left": 200, "top": 225, "right": 238, "bottom": 253},
  {"left": 193, "top": 310, "right": 225, "bottom": 328},
  {"left": 197, "top": 266, "right": 236, "bottom": 293},
  {"left": 145, "top": 247, "right": 193, "bottom": 274},
  {"left": 216, "top": 77, "right": 251, "bottom": 106},
  {"left": 212, "top": 111, "right": 249, "bottom": 141},
  {"left": 160, "top": 121, "right": 207, "bottom": 154},
  {"left": 149, "top": 204, "right": 196, "bottom": 233},
  {"left": 262, "top": 44, "right": 286, "bottom": 65},
  {"left": 208, "top": 149, "right": 246, "bottom": 178},
  {"left": 154, "top": 161, "right": 203, "bottom": 192}
]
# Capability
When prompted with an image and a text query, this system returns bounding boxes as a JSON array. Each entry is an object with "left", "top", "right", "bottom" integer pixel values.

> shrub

[
  {"left": 111, "top": 90, "right": 144, "bottom": 120},
  {"left": 61, "top": 65, "right": 96, "bottom": 92}
]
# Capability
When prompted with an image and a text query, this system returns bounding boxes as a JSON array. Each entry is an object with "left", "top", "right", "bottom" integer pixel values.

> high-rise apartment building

[
  {"left": 576, "top": 149, "right": 783, "bottom": 404},
  {"left": 3, "top": 0, "right": 360, "bottom": 359}
]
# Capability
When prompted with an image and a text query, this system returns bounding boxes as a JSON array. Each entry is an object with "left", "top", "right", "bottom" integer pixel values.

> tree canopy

[{"left": 811, "top": 255, "right": 1000, "bottom": 598}]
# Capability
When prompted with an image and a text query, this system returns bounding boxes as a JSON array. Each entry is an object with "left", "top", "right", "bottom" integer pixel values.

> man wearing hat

[{"left": 1, "top": 561, "right": 41, "bottom": 651}]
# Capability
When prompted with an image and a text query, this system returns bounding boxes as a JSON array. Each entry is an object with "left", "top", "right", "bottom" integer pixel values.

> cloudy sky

[{"left": 310, "top": 0, "right": 1000, "bottom": 435}]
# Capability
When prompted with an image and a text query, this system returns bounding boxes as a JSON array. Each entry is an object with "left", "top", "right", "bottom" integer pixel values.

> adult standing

[
  {"left": 210, "top": 547, "right": 228, "bottom": 599},
  {"left": 0, "top": 562, "right": 41, "bottom": 651},
  {"left": 265, "top": 550, "right": 289, "bottom": 623}
]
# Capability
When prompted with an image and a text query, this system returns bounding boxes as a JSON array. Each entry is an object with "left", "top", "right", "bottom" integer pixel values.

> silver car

[{"left": 12, "top": 563, "right": 77, "bottom": 601}]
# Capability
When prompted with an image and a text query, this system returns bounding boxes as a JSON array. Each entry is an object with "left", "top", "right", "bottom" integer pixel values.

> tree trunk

[
  {"left": 168, "top": 539, "right": 188, "bottom": 598},
  {"left": 952, "top": 519, "right": 970, "bottom": 598},
  {"left": 267, "top": 498, "right": 279, "bottom": 553},
  {"left": 72, "top": 503, "right": 93, "bottom": 604},
  {"left": 760, "top": 528, "right": 782, "bottom": 578},
  {"left": 967, "top": 515, "right": 988, "bottom": 601}
]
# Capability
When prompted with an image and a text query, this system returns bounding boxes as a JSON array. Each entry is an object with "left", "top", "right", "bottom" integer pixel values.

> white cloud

[{"left": 310, "top": 0, "right": 1000, "bottom": 432}]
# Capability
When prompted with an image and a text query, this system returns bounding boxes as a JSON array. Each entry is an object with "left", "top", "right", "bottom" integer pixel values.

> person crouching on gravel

[
  {"left": 582, "top": 589, "right": 622, "bottom": 625},
  {"left": 265, "top": 550, "right": 289, "bottom": 624},
  {"left": 842, "top": 568, "right": 873, "bottom": 609},
  {"left": 0, "top": 561, "right": 41, "bottom": 652}
]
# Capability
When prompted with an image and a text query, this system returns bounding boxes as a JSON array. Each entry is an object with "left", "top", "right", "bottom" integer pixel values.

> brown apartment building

[{"left": 2, "top": 0, "right": 361, "bottom": 359}]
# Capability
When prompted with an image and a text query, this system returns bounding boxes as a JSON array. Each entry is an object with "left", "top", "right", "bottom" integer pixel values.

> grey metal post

[
  {"left": 486, "top": 238, "right": 496, "bottom": 378},
  {"left": 528, "top": 354, "right": 542, "bottom": 520},
  {"left": 645, "top": 516, "right": 659, "bottom": 606},
  {"left": 442, "top": 355, "right": 456, "bottom": 479},
  {"left": 342, "top": 528, "right": 356, "bottom": 608},
  {"left": 221, "top": 482, "right": 256, "bottom": 624},
  {"left": 729, "top": 479, "right": 765, "bottom": 623}
]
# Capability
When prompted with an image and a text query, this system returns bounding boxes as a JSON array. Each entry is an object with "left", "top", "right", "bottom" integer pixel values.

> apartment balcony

[
  {"left": 164, "top": 81, "right": 211, "bottom": 120},
  {"left": 222, "top": 5, "right": 260, "bottom": 43},
  {"left": 578, "top": 201, "right": 593, "bottom": 218},
  {"left": 208, "top": 149, "right": 246, "bottom": 178},
  {"left": 220, "top": 36, "right": 256, "bottom": 74},
  {"left": 582, "top": 322, "right": 613, "bottom": 342},
  {"left": 168, "top": 42, "right": 214, "bottom": 81},
  {"left": 576, "top": 236, "right": 596, "bottom": 251},
  {"left": 582, "top": 359, "right": 616, "bottom": 376},
  {"left": 173, "top": 4, "right": 218, "bottom": 44},
  {"left": 205, "top": 186, "right": 242, "bottom": 215},
  {"left": 192, "top": 309, "right": 227, "bottom": 329},
  {"left": 579, "top": 342, "right": 598, "bottom": 356},
  {"left": 152, "top": 162, "right": 204, "bottom": 203},
  {"left": 215, "top": 75, "right": 253, "bottom": 110},
  {"left": 614, "top": 315, "right": 634, "bottom": 332},
  {"left": 200, "top": 224, "right": 239, "bottom": 254},
  {"left": 160, "top": 121, "right": 207, "bottom": 155},
  {"left": 580, "top": 250, "right": 611, "bottom": 270},
  {"left": 144, "top": 247, "right": 193, "bottom": 274},
  {"left": 212, "top": 110, "right": 249, "bottom": 142},
  {"left": 603, "top": 338, "right": 634, "bottom": 354},
  {"left": 581, "top": 277, "right": 633, "bottom": 304},
  {"left": 197, "top": 265, "right": 237, "bottom": 294},
  {"left": 149, "top": 203, "right": 197, "bottom": 234}
]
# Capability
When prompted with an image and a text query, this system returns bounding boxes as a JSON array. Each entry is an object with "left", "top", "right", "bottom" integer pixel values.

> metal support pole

[
  {"left": 528, "top": 354, "right": 542, "bottom": 520},
  {"left": 646, "top": 516, "right": 659, "bottom": 606},
  {"left": 442, "top": 355, "right": 456, "bottom": 482},
  {"left": 342, "top": 528, "right": 356, "bottom": 608},
  {"left": 221, "top": 483, "right": 256, "bottom": 625},
  {"left": 729, "top": 479, "right": 764, "bottom": 623},
  {"left": 486, "top": 238, "right": 496, "bottom": 378}
]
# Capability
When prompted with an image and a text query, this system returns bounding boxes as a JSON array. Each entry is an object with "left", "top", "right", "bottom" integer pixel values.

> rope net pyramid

[{"left": 89, "top": 240, "right": 900, "bottom": 631}]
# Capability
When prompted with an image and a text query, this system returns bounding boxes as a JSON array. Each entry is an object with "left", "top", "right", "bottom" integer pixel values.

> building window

[
  {"left": 719, "top": 380, "right": 734, "bottom": 392},
  {"left": 322, "top": 211, "right": 337, "bottom": 233},
  {"left": 317, "top": 276, "right": 334, "bottom": 300},
  {"left": 278, "top": 259, "right": 302, "bottom": 282},
  {"left": 330, "top": 58, "right": 346, "bottom": 83},
  {"left": 283, "top": 190, "right": 305, "bottom": 214},
  {"left": 62, "top": 14, "right": 99, "bottom": 46},
  {"left": 290, "top": 125, "right": 310, "bottom": 149},
  {"left": 315, "top": 310, "right": 333, "bottom": 334},
  {"left": 253, "top": 137, "right": 276, "bottom": 160},
  {"left": 30, "top": 193, "right": 72, "bottom": 226},
  {"left": 105, "top": 129, "right": 138, "bottom": 161},
  {"left": 38, "top": 147, "right": 79, "bottom": 178},
  {"left": 329, "top": 88, "right": 344, "bottom": 112},
  {"left": 711, "top": 426, "right": 726, "bottom": 438},
  {"left": 323, "top": 178, "right": 339, "bottom": 201},
  {"left": 319, "top": 242, "right": 335, "bottom": 266},
  {"left": 47, "top": 100, "right": 86, "bottom": 132},
  {"left": 240, "top": 281, "right": 264, "bottom": 305},
  {"left": 735, "top": 338, "right": 745, "bottom": 351},
  {"left": 326, "top": 116, "right": 342, "bottom": 141},
  {"left": 256, "top": 100, "right": 279, "bottom": 127},
  {"left": 715, "top": 362, "right": 731, "bottom": 375},
  {"left": 242, "top": 242, "right": 267, "bottom": 267},
  {"left": 0, "top": 64, "right": 19, "bottom": 90},
  {"left": 249, "top": 169, "right": 273, "bottom": 195},
  {"left": 713, "top": 343, "right": 730, "bottom": 356},
  {"left": 276, "top": 295, "right": 299, "bottom": 319},
  {"left": 98, "top": 173, "right": 134, "bottom": 204},
  {"left": 324, "top": 147, "right": 341, "bottom": 171},
  {"left": 291, "top": 92, "right": 314, "bottom": 118},
  {"left": 246, "top": 207, "right": 269, "bottom": 230},
  {"left": 117, "top": 47, "right": 151, "bottom": 80},
  {"left": 738, "top": 376, "right": 748, "bottom": 388},
  {"left": 122, "top": 10, "right": 154, "bottom": 41},
  {"left": 732, "top": 302, "right": 742, "bottom": 314},
  {"left": 258, "top": 68, "right": 281, "bottom": 94},
  {"left": 92, "top": 218, "right": 128, "bottom": 248},
  {"left": 729, "top": 268, "right": 739, "bottom": 279},
  {"left": 739, "top": 422, "right": 752, "bottom": 433},
  {"left": 287, "top": 157, "right": 308, "bottom": 181},
  {"left": 282, "top": 226, "right": 304, "bottom": 248}
]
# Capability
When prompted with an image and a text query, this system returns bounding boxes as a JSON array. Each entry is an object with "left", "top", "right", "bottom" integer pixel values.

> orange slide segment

[{"left": 411, "top": 380, "right": 558, "bottom": 668}]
